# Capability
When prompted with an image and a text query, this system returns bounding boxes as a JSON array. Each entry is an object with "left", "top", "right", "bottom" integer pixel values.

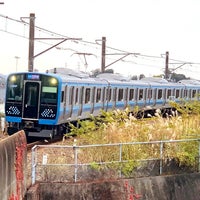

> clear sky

[{"left": 1, "top": 0, "right": 200, "bottom": 79}]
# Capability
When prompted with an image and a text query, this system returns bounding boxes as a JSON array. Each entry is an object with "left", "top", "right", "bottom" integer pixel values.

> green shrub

[{"left": 62, "top": 101, "right": 200, "bottom": 171}]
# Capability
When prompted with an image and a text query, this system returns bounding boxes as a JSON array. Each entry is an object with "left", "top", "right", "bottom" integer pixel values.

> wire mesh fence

[{"left": 31, "top": 138, "right": 200, "bottom": 184}]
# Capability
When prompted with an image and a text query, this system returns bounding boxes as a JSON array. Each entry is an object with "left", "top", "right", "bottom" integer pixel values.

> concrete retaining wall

[
  {"left": 26, "top": 173, "right": 200, "bottom": 200},
  {"left": 0, "top": 131, "right": 27, "bottom": 200}
]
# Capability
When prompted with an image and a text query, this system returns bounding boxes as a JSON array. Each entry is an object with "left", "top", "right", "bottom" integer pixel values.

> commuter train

[{"left": 5, "top": 67, "right": 200, "bottom": 138}]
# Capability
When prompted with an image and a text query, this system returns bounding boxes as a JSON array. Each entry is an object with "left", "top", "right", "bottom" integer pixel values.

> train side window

[
  {"left": 85, "top": 88, "right": 91, "bottom": 104},
  {"left": 139, "top": 89, "right": 143, "bottom": 100},
  {"left": 118, "top": 88, "right": 123, "bottom": 101},
  {"left": 167, "top": 89, "right": 171, "bottom": 99},
  {"left": 69, "top": 86, "right": 74, "bottom": 105},
  {"left": 175, "top": 89, "right": 180, "bottom": 98},
  {"left": 96, "top": 88, "right": 101, "bottom": 102},
  {"left": 158, "top": 89, "right": 162, "bottom": 99},
  {"left": 129, "top": 89, "right": 134, "bottom": 101}
]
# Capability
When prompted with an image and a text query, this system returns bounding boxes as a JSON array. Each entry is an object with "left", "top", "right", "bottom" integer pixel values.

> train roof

[
  {"left": 47, "top": 68, "right": 90, "bottom": 79},
  {"left": 46, "top": 68, "right": 110, "bottom": 85},
  {"left": 96, "top": 73, "right": 131, "bottom": 81},
  {"left": 140, "top": 77, "right": 168, "bottom": 84},
  {"left": 46, "top": 68, "right": 185, "bottom": 87},
  {"left": 9, "top": 69, "right": 200, "bottom": 88},
  {"left": 178, "top": 79, "right": 200, "bottom": 85}
]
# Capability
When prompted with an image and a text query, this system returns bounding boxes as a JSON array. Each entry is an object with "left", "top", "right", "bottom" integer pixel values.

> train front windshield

[
  {"left": 5, "top": 73, "right": 59, "bottom": 120},
  {"left": 6, "top": 74, "right": 23, "bottom": 102}
]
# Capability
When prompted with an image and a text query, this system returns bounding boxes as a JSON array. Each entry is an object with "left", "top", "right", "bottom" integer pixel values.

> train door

[
  {"left": 163, "top": 88, "right": 167, "bottom": 105},
  {"left": 23, "top": 81, "right": 40, "bottom": 119},
  {"left": 68, "top": 86, "right": 74, "bottom": 118},
  {"left": 152, "top": 88, "right": 157, "bottom": 106},
  {"left": 124, "top": 87, "right": 128, "bottom": 109},
  {"left": 143, "top": 88, "right": 147, "bottom": 106},
  {"left": 62, "top": 86, "right": 67, "bottom": 118},
  {"left": 105, "top": 87, "right": 112, "bottom": 112},
  {"left": 112, "top": 87, "right": 117, "bottom": 109},
  {"left": 147, "top": 88, "right": 152, "bottom": 106},
  {"left": 90, "top": 87, "right": 95, "bottom": 114},
  {"left": 102, "top": 87, "right": 106, "bottom": 110},
  {"left": 78, "top": 87, "right": 84, "bottom": 117}
]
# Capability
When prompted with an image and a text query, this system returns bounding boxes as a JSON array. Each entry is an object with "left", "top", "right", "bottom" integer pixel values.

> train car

[
  {"left": 5, "top": 72, "right": 62, "bottom": 137},
  {"left": 5, "top": 68, "right": 200, "bottom": 138},
  {"left": 5, "top": 69, "right": 111, "bottom": 138}
]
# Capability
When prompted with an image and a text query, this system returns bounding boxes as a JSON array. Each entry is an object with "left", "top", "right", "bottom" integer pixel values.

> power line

[{"left": 1, "top": 14, "right": 200, "bottom": 76}]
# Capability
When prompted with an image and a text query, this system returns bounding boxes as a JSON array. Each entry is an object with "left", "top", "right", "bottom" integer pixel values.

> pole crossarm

[
  {"left": 105, "top": 53, "right": 140, "bottom": 69},
  {"left": 170, "top": 63, "right": 187, "bottom": 72},
  {"left": 33, "top": 38, "right": 82, "bottom": 58},
  {"left": 34, "top": 37, "right": 77, "bottom": 40}
]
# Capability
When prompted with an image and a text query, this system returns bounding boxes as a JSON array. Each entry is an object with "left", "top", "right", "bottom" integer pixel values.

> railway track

[{"left": 27, "top": 137, "right": 62, "bottom": 151}]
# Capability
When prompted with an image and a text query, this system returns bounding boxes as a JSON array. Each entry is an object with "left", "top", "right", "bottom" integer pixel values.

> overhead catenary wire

[{"left": 0, "top": 13, "right": 200, "bottom": 77}]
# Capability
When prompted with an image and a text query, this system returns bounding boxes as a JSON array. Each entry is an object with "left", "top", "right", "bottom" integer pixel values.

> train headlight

[
  {"left": 10, "top": 75, "right": 17, "bottom": 82},
  {"left": 50, "top": 78, "right": 57, "bottom": 85}
]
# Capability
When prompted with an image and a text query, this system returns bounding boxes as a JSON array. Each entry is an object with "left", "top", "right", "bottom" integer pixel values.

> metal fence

[{"left": 31, "top": 138, "right": 200, "bottom": 185}]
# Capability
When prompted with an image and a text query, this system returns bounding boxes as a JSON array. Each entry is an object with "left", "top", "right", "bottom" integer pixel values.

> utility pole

[
  {"left": 26, "top": 13, "right": 81, "bottom": 72},
  {"left": 101, "top": 37, "right": 106, "bottom": 73},
  {"left": 165, "top": 51, "right": 169, "bottom": 79},
  {"left": 28, "top": 13, "right": 35, "bottom": 72}
]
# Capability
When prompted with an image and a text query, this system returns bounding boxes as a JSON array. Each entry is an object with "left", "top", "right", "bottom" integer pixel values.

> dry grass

[
  {"left": 32, "top": 108, "right": 200, "bottom": 182},
  {"left": 59, "top": 108, "right": 200, "bottom": 169},
  {"left": 62, "top": 112, "right": 200, "bottom": 146}
]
